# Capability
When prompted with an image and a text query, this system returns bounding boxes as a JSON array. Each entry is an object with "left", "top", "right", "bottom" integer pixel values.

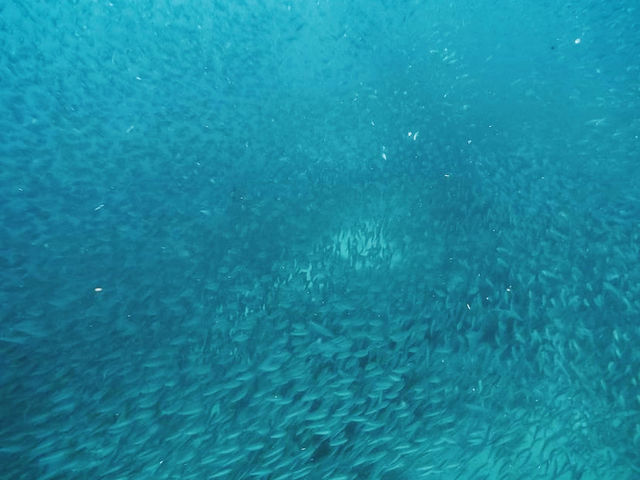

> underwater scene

[{"left": 1, "top": 1, "right": 639, "bottom": 479}]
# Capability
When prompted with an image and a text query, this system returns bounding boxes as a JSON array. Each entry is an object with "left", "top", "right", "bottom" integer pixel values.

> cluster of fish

[
  {"left": 2, "top": 0, "right": 639, "bottom": 477},
  {"left": 2, "top": 159, "right": 639, "bottom": 480}
]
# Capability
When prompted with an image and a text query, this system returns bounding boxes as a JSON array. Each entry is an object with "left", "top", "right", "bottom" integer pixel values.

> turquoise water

[{"left": 1, "top": 1, "right": 639, "bottom": 479}]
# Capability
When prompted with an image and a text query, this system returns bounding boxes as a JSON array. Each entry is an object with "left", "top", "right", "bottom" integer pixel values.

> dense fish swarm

[{"left": 1, "top": 1, "right": 639, "bottom": 479}]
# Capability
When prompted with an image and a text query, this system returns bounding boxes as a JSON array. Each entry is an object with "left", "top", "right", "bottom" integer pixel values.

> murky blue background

[{"left": 1, "top": 1, "right": 639, "bottom": 478}]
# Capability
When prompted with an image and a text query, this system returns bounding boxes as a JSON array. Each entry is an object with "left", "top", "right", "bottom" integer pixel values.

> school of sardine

[
  {"left": 1, "top": 1, "right": 639, "bottom": 479},
  {"left": 2, "top": 157, "right": 638, "bottom": 479}
]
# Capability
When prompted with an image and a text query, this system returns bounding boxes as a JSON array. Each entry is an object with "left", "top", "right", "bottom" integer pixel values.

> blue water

[{"left": 1, "top": 1, "right": 639, "bottom": 479}]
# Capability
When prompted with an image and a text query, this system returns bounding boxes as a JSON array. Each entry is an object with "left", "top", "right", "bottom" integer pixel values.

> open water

[{"left": 1, "top": 1, "right": 639, "bottom": 479}]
